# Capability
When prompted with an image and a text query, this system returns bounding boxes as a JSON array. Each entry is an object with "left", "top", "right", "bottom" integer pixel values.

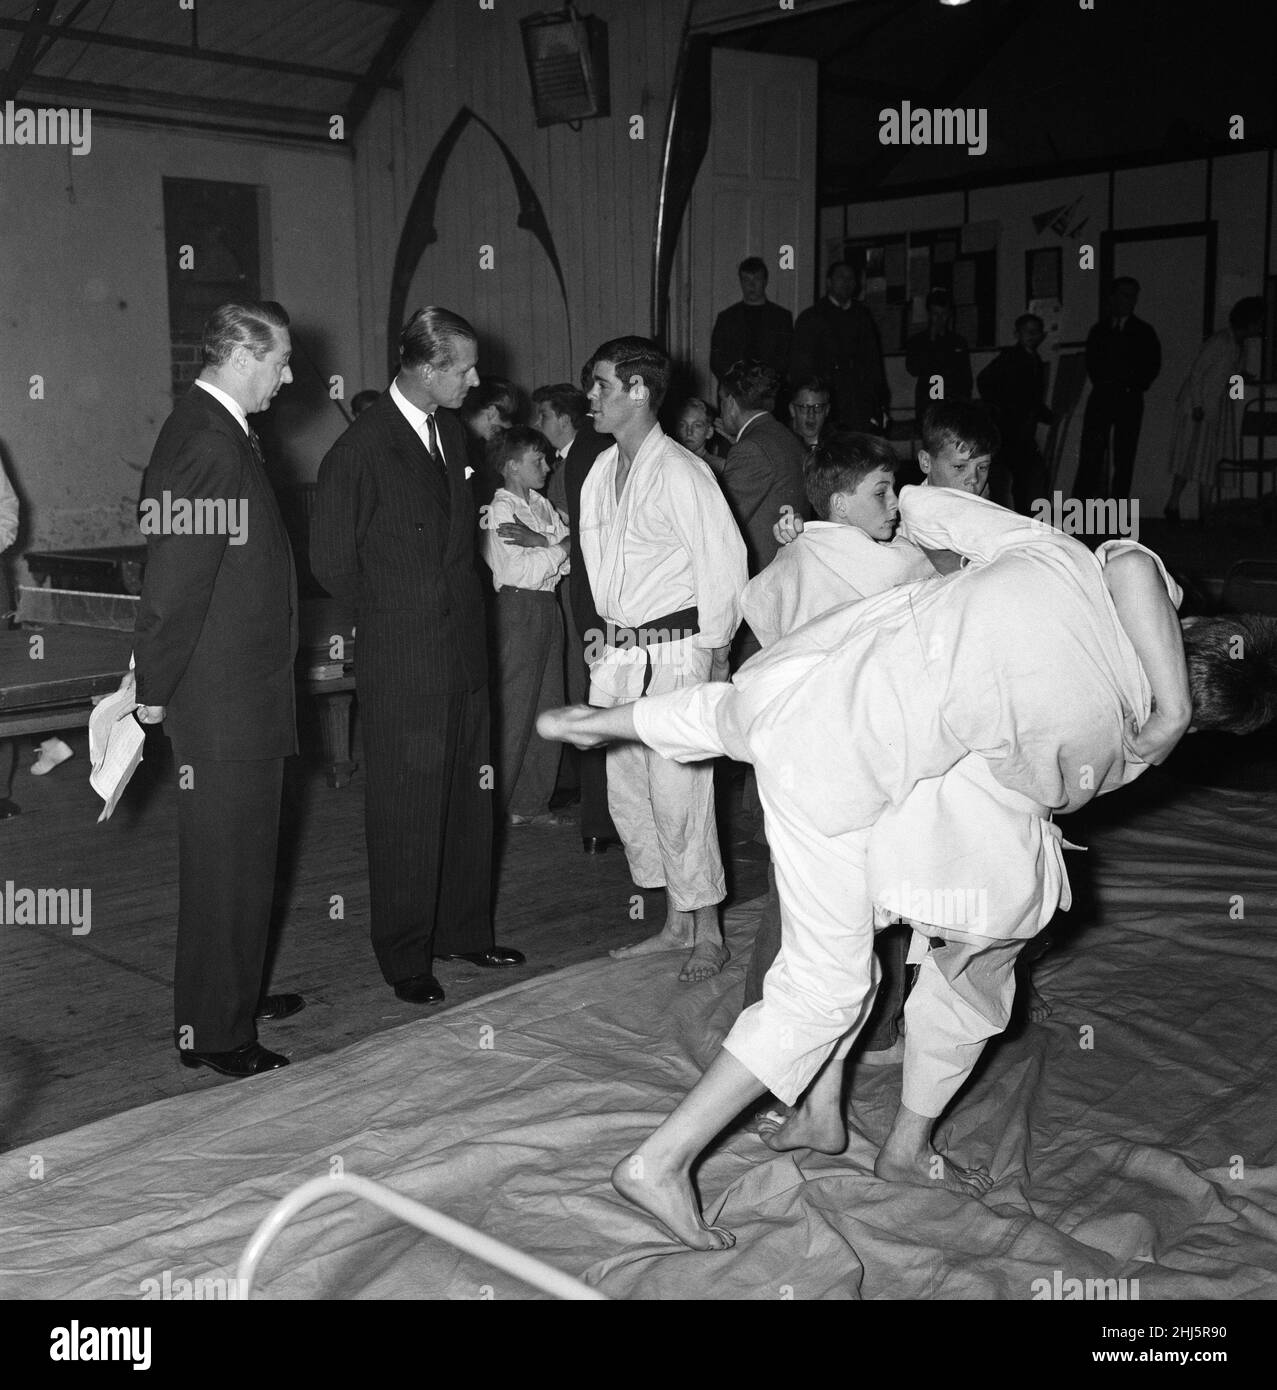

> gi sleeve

[
  {"left": 0, "top": 463, "right": 18, "bottom": 552},
  {"left": 668, "top": 461, "right": 747, "bottom": 649}
]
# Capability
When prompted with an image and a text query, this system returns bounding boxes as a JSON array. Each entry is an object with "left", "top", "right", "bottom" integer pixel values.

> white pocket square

[{"left": 465, "top": 466, "right": 475, "bottom": 480}]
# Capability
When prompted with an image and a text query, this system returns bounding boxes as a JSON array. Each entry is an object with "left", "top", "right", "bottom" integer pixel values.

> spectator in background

[
  {"left": 905, "top": 287, "right": 973, "bottom": 427},
  {"left": 531, "top": 382, "right": 588, "bottom": 519},
  {"left": 531, "top": 381, "right": 593, "bottom": 810},
  {"left": 791, "top": 260, "right": 888, "bottom": 432},
  {"left": 462, "top": 376, "right": 520, "bottom": 506},
  {"left": 717, "top": 362, "right": 809, "bottom": 590},
  {"left": 1164, "top": 296, "right": 1266, "bottom": 525},
  {"left": 350, "top": 389, "right": 381, "bottom": 418},
  {"left": 1072, "top": 276, "right": 1161, "bottom": 503},
  {"left": 710, "top": 256, "right": 793, "bottom": 389},
  {"left": 977, "top": 313, "right": 1053, "bottom": 514},
  {"left": 482, "top": 426, "right": 572, "bottom": 827},
  {"left": 675, "top": 396, "right": 724, "bottom": 475},
  {"left": 787, "top": 376, "right": 833, "bottom": 456}
]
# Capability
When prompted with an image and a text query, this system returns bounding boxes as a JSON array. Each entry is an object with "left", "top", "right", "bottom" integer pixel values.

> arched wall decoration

[
  {"left": 649, "top": 23, "right": 714, "bottom": 347},
  {"left": 386, "top": 105, "right": 573, "bottom": 379}
]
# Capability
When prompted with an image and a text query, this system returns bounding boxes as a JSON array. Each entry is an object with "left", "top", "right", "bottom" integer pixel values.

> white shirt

[
  {"left": 579, "top": 425, "right": 746, "bottom": 692},
  {"left": 483, "top": 488, "right": 569, "bottom": 593},
  {"left": 194, "top": 378, "right": 250, "bottom": 437},
  {"left": 389, "top": 378, "right": 446, "bottom": 465}
]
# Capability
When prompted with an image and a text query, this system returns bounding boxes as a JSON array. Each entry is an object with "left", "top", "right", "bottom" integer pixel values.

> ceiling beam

[
  {"left": 0, "top": 0, "right": 58, "bottom": 104},
  {"left": 0, "top": 16, "right": 397, "bottom": 89},
  {"left": 20, "top": 74, "right": 336, "bottom": 132},
  {"left": 348, "top": 0, "right": 434, "bottom": 132}
]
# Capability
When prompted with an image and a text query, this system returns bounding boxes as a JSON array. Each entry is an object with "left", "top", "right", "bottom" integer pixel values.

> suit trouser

[
  {"left": 362, "top": 686, "right": 493, "bottom": 983},
  {"left": 172, "top": 754, "right": 283, "bottom": 1053},
  {"left": 1073, "top": 387, "right": 1144, "bottom": 501},
  {"left": 493, "top": 588, "right": 564, "bottom": 817},
  {"left": 900, "top": 928, "right": 1024, "bottom": 1117},
  {"left": 0, "top": 737, "right": 14, "bottom": 798}
]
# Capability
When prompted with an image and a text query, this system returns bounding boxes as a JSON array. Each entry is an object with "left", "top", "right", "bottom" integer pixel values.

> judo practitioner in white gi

[
  {"left": 579, "top": 337, "right": 748, "bottom": 983},
  {"left": 540, "top": 484, "right": 1277, "bottom": 1248}
]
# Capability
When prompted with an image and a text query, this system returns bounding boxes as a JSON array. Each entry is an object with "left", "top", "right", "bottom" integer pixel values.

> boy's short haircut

[
  {"left": 492, "top": 425, "right": 553, "bottom": 475},
  {"left": 738, "top": 256, "right": 768, "bottom": 278},
  {"left": 919, "top": 400, "right": 1001, "bottom": 460},
  {"left": 584, "top": 336, "right": 671, "bottom": 412},
  {"left": 805, "top": 432, "right": 897, "bottom": 520},
  {"left": 791, "top": 376, "right": 831, "bottom": 401},
  {"left": 531, "top": 383, "right": 588, "bottom": 427},
  {"left": 1014, "top": 313, "right": 1044, "bottom": 333},
  {"left": 720, "top": 359, "right": 780, "bottom": 413},
  {"left": 1183, "top": 615, "right": 1277, "bottom": 736},
  {"left": 680, "top": 396, "right": 712, "bottom": 419}
]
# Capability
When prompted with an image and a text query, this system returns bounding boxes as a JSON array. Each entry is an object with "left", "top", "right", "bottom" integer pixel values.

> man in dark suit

[
  {"left": 1072, "top": 276, "right": 1162, "bottom": 502},
  {"left": 133, "top": 301, "right": 304, "bottom": 1079},
  {"left": 904, "top": 287, "right": 973, "bottom": 425},
  {"left": 717, "top": 359, "right": 809, "bottom": 587},
  {"left": 790, "top": 260, "right": 889, "bottom": 432},
  {"left": 311, "top": 307, "right": 524, "bottom": 1006},
  {"left": 560, "top": 406, "right": 619, "bottom": 853},
  {"left": 710, "top": 257, "right": 793, "bottom": 389}
]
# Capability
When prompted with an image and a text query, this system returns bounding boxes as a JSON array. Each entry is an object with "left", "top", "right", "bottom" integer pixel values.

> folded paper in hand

[{"left": 89, "top": 663, "right": 144, "bottom": 822}]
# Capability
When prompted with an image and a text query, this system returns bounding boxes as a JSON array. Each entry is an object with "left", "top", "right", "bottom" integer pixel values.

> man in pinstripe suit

[{"left": 312, "top": 307, "right": 524, "bottom": 1004}]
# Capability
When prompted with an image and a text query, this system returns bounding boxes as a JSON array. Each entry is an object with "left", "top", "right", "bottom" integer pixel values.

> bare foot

[
  {"left": 874, "top": 1144, "right": 993, "bottom": 1197},
  {"left": 679, "top": 940, "right": 729, "bottom": 984},
  {"left": 1025, "top": 984, "right": 1053, "bottom": 1022},
  {"left": 744, "top": 1101, "right": 793, "bottom": 1136},
  {"left": 759, "top": 1103, "right": 848, "bottom": 1155},
  {"left": 611, "top": 1153, "right": 735, "bottom": 1251},
  {"left": 609, "top": 925, "right": 693, "bottom": 961}
]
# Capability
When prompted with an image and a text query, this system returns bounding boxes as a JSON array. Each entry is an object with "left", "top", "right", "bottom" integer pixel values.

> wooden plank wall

[{"left": 351, "top": 0, "right": 689, "bottom": 394}]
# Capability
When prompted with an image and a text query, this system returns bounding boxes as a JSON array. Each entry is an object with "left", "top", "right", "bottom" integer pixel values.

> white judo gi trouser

[
  {"left": 632, "top": 689, "right": 880, "bottom": 1103},
  {"left": 593, "top": 640, "right": 725, "bottom": 912}
]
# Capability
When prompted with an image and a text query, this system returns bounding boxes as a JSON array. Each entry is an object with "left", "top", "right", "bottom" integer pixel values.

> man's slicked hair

[
  {"left": 1184, "top": 615, "right": 1277, "bottom": 736},
  {"left": 919, "top": 400, "right": 1000, "bottom": 460},
  {"left": 202, "top": 301, "right": 290, "bottom": 368},
  {"left": 584, "top": 336, "right": 671, "bottom": 412},
  {"left": 400, "top": 306, "right": 478, "bottom": 371},
  {"left": 532, "top": 383, "right": 589, "bottom": 428},
  {"left": 805, "top": 431, "right": 897, "bottom": 520},
  {"left": 738, "top": 256, "right": 768, "bottom": 278},
  {"left": 720, "top": 359, "right": 780, "bottom": 413}
]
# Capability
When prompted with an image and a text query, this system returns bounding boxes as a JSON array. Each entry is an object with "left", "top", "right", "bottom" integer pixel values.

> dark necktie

[
  {"left": 248, "top": 426, "right": 266, "bottom": 464},
  {"left": 424, "top": 413, "right": 443, "bottom": 469}
]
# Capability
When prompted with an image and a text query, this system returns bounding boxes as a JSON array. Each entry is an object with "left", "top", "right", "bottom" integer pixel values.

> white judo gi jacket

[
  {"left": 579, "top": 425, "right": 746, "bottom": 703},
  {"left": 637, "top": 486, "right": 1182, "bottom": 940}
]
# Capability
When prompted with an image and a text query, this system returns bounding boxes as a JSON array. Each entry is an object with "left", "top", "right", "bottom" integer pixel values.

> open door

[{"left": 672, "top": 46, "right": 817, "bottom": 399}]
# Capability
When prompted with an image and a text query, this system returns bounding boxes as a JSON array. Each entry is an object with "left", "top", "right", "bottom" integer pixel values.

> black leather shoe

[
  {"left": 179, "top": 1041, "right": 289, "bottom": 1077},
  {"left": 393, "top": 972, "right": 446, "bottom": 1004},
  {"left": 440, "top": 946, "right": 526, "bottom": 968},
  {"left": 255, "top": 993, "right": 305, "bottom": 1021},
  {"left": 0, "top": 798, "right": 21, "bottom": 820},
  {"left": 582, "top": 836, "right": 610, "bottom": 854}
]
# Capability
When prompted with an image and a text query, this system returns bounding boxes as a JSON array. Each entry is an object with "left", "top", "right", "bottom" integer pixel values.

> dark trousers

[
  {"left": 173, "top": 754, "right": 283, "bottom": 1053},
  {"left": 493, "top": 588, "right": 564, "bottom": 817},
  {"left": 362, "top": 686, "right": 493, "bottom": 983},
  {"left": 744, "top": 862, "right": 910, "bottom": 1053},
  {"left": 0, "top": 737, "right": 14, "bottom": 798},
  {"left": 1073, "top": 387, "right": 1144, "bottom": 501}
]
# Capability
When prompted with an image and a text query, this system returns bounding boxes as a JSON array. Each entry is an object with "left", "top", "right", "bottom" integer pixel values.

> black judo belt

[{"left": 603, "top": 605, "right": 700, "bottom": 696}]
